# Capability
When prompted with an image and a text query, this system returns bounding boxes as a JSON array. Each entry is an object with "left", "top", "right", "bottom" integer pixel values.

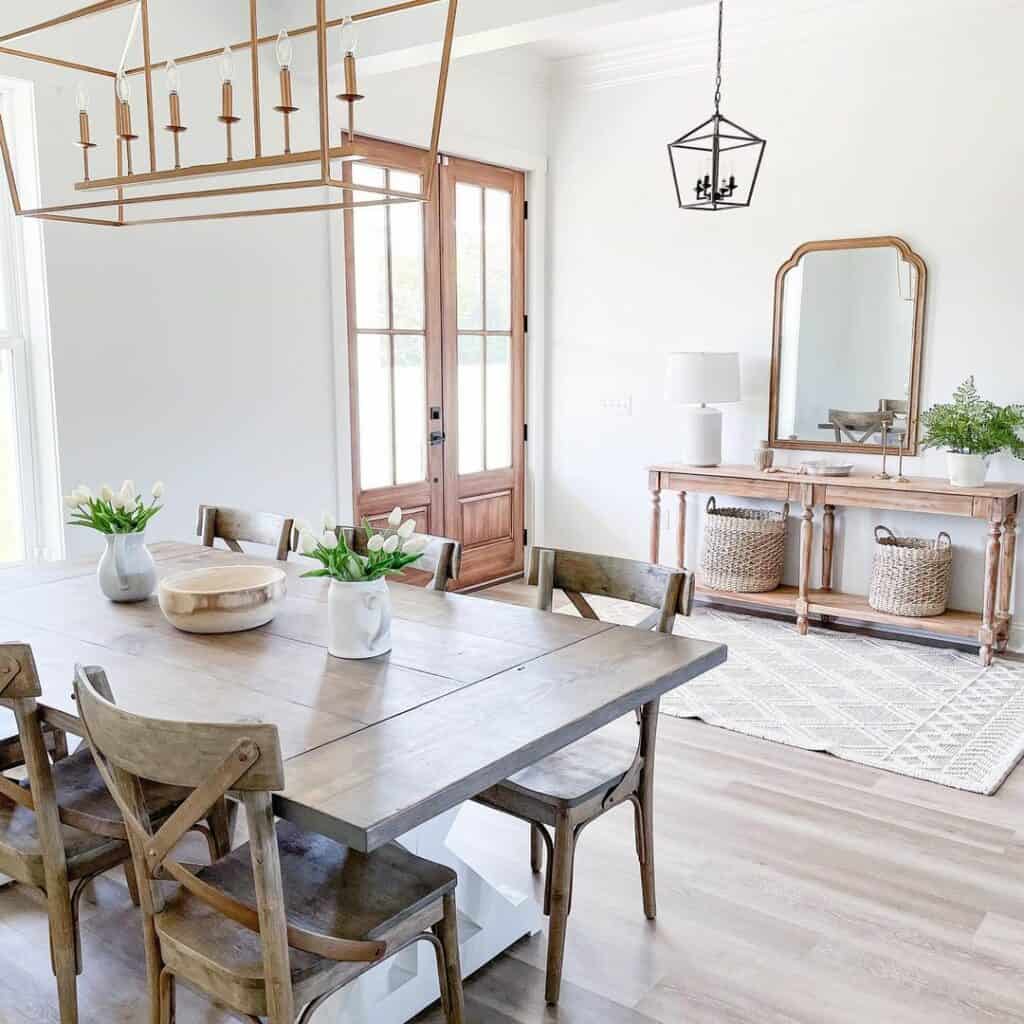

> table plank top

[{"left": 0, "top": 543, "right": 726, "bottom": 851}]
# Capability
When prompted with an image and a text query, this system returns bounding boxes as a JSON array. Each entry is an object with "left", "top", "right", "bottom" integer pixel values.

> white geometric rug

[{"left": 567, "top": 598, "right": 1024, "bottom": 795}]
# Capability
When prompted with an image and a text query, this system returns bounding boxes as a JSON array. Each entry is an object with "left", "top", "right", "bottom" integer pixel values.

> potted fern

[
  {"left": 295, "top": 508, "right": 428, "bottom": 659},
  {"left": 920, "top": 378, "right": 1024, "bottom": 487}
]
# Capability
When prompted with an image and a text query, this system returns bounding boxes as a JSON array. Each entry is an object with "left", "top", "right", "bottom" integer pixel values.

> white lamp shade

[{"left": 665, "top": 351, "right": 741, "bottom": 405}]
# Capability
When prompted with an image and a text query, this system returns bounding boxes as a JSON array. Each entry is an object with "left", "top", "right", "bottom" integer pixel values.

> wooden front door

[{"left": 344, "top": 144, "right": 526, "bottom": 589}]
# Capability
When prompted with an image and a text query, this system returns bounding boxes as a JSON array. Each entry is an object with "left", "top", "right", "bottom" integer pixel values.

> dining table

[{"left": 0, "top": 541, "right": 726, "bottom": 1023}]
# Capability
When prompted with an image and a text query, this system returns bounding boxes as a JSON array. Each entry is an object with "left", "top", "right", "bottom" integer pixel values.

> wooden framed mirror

[{"left": 768, "top": 236, "right": 927, "bottom": 455}]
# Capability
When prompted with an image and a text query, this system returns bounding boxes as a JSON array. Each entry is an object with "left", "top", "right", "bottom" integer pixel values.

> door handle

[{"left": 429, "top": 431, "right": 446, "bottom": 446}]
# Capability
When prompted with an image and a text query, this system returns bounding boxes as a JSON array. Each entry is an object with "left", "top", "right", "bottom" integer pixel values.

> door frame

[{"left": 328, "top": 134, "right": 547, "bottom": 577}]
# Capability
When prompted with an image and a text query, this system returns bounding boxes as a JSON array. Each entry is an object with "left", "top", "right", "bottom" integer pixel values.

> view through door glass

[{"left": 344, "top": 144, "right": 525, "bottom": 589}]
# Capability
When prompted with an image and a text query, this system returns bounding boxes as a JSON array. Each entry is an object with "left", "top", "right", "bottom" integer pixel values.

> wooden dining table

[{"left": 0, "top": 541, "right": 726, "bottom": 1023}]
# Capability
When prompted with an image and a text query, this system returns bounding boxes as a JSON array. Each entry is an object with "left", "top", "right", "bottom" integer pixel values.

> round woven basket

[
  {"left": 868, "top": 526, "right": 952, "bottom": 618},
  {"left": 700, "top": 497, "right": 789, "bottom": 593}
]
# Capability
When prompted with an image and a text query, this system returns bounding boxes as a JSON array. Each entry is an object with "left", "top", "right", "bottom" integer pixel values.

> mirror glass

[{"left": 773, "top": 241, "right": 924, "bottom": 451}]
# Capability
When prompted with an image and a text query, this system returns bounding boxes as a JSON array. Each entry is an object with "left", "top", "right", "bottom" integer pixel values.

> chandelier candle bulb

[
  {"left": 273, "top": 30, "right": 300, "bottom": 156},
  {"left": 163, "top": 59, "right": 187, "bottom": 170},
  {"left": 216, "top": 47, "right": 241, "bottom": 163},
  {"left": 336, "top": 18, "right": 364, "bottom": 146},
  {"left": 73, "top": 83, "right": 96, "bottom": 181},
  {"left": 115, "top": 73, "right": 137, "bottom": 175}
]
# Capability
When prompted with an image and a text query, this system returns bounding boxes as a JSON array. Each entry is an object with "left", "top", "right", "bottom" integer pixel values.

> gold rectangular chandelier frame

[{"left": 0, "top": 0, "right": 458, "bottom": 226}]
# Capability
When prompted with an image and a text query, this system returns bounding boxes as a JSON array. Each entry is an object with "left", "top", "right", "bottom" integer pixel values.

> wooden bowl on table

[{"left": 158, "top": 564, "right": 287, "bottom": 634}]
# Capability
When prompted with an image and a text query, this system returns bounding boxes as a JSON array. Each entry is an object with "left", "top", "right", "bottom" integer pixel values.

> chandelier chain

[{"left": 714, "top": 0, "right": 724, "bottom": 115}]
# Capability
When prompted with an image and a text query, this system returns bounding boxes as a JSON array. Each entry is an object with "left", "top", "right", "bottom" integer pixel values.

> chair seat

[
  {"left": 155, "top": 820, "right": 456, "bottom": 1013},
  {"left": 487, "top": 727, "right": 637, "bottom": 811},
  {"left": 0, "top": 745, "right": 189, "bottom": 888}
]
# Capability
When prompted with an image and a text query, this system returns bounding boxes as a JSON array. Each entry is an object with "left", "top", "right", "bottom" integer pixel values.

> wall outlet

[{"left": 600, "top": 394, "right": 632, "bottom": 416}]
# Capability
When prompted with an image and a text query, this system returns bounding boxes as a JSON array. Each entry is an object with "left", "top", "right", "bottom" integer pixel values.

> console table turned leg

[
  {"left": 649, "top": 485, "right": 661, "bottom": 565},
  {"left": 797, "top": 498, "right": 814, "bottom": 636},
  {"left": 981, "top": 512, "right": 1004, "bottom": 666},
  {"left": 996, "top": 512, "right": 1017, "bottom": 654},
  {"left": 821, "top": 505, "right": 835, "bottom": 591},
  {"left": 676, "top": 491, "right": 687, "bottom": 570}
]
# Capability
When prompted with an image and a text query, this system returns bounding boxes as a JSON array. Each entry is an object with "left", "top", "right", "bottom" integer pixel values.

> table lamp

[{"left": 665, "top": 351, "right": 741, "bottom": 466}]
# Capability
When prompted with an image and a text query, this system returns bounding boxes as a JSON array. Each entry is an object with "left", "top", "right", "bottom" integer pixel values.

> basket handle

[
  {"left": 706, "top": 496, "right": 717, "bottom": 514},
  {"left": 936, "top": 531, "right": 952, "bottom": 549},
  {"left": 874, "top": 525, "right": 896, "bottom": 543}
]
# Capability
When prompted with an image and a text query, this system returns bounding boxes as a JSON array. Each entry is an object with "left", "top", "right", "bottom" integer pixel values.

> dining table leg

[
  {"left": 981, "top": 510, "right": 1004, "bottom": 666},
  {"left": 996, "top": 512, "right": 1017, "bottom": 654}
]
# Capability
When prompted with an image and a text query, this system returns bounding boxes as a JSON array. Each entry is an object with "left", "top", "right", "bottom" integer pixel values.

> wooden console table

[{"left": 647, "top": 464, "right": 1024, "bottom": 665}]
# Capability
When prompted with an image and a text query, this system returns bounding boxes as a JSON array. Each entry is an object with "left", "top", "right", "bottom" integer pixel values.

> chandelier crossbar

[{"left": 0, "top": 0, "right": 458, "bottom": 227}]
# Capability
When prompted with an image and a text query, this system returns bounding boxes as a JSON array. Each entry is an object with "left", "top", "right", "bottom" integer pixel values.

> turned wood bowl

[{"left": 158, "top": 564, "right": 287, "bottom": 634}]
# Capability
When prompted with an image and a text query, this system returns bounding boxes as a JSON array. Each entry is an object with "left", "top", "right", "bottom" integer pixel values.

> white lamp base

[{"left": 680, "top": 405, "right": 723, "bottom": 467}]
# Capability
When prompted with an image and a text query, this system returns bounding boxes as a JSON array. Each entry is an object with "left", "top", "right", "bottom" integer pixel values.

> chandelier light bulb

[
  {"left": 75, "top": 83, "right": 89, "bottom": 114},
  {"left": 116, "top": 72, "right": 131, "bottom": 104},
  {"left": 340, "top": 16, "right": 358, "bottom": 56},
  {"left": 165, "top": 58, "right": 181, "bottom": 96},
  {"left": 275, "top": 29, "right": 293, "bottom": 70},
  {"left": 218, "top": 45, "right": 234, "bottom": 84}
]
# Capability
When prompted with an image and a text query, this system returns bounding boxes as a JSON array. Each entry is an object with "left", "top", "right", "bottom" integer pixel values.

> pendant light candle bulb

[
  {"left": 165, "top": 58, "right": 181, "bottom": 96},
  {"left": 276, "top": 29, "right": 293, "bottom": 70},
  {"left": 218, "top": 46, "right": 234, "bottom": 84},
  {"left": 116, "top": 72, "right": 131, "bottom": 103},
  {"left": 75, "top": 84, "right": 89, "bottom": 114},
  {"left": 340, "top": 16, "right": 358, "bottom": 55}
]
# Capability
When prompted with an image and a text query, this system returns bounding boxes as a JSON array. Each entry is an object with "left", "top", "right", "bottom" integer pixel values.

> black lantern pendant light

[{"left": 668, "top": 0, "right": 766, "bottom": 211}]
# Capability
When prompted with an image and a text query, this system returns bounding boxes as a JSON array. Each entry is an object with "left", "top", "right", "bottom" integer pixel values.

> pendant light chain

[{"left": 714, "top": 0, "right": 724, "bottom": 116}]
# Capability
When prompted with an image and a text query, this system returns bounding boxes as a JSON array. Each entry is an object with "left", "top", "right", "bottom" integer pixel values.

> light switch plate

[{"left": 600, "top": 395, "right": 632, "bottom": 416}]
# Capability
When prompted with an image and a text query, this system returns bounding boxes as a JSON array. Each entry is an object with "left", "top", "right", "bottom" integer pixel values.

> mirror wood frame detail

[{"left": 768, "top": 235, "right": 928, "bottom": 456}]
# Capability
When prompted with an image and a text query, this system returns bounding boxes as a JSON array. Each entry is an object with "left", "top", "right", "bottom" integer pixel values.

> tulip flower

[
  {"left": 119, "top": 480, "right": 136, "bottom": 505},
  {"left": 388, "top": 506, "right": 402, "bottom": 527},
  {"left": 322, "top": 511, "right": 336, "bottom": 533},
  {"left": 63, "top": 494, "right": 80, "bottom": 509},
  {"left": 73, "top": 485, "right": 93, "bottom": 503},
  {"left": 367, "top": 534, "right": 385, "bottom": 552},
  {"left": 382, "top": 535, "right": 399, "bottom": 554},
  {"left": 321, "top": 530, "right": 340, "bottom": 550},
  {"left": 151, "top": 481, "right": 164, "bottom": 499},
  {"left": 398, "top": 519, "right": 416, "bottom": 540},
  {"left": 402, "top": 534, "right": 429, "bottom": 555},
  {"left": 65, "top": 477, "right": 164, "bottom": 535},
  {"left": 100, "top": 484, "right": 114, "bottom": 503},
  {"left": 299, "top": 530, "right": 319, "bottom": 555}
]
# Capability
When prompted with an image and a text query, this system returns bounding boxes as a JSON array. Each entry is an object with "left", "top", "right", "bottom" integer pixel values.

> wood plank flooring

[{"left": 2, "top": 582, "right": 1024, "bottom": 1022}]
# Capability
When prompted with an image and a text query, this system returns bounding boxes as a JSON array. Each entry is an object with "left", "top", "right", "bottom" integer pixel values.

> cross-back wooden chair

[
  {"left": 293, "top": 525, "right": 462, "bottom": 592},
  {"left": 74, "top": 663, "right": 466, "bottom": 1024},
  {"left": 198, "top": 505, "right": 294, "bottom": 562},
  {"left": 0, "top": 644, "right": 232, "bottom": 1024},
  {"left": 474, "top": 547, "right": 695, "bottom": 1005}
]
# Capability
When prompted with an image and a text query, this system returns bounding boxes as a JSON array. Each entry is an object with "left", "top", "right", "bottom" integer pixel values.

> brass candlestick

[
  {"left": 217, "top": 80, "right": 241, "bottom": 162},
  {"left": 895, "top": 430, "right": 910, "bottom": 483},
  {"left": 874, "top": 413, "right": 894, "bottom": 480},
  {"left": 336, "top": 51, "right": 364, "bottom": 146},
  {"left": 116, "top": 99, "right": 138, "bottom": 176},
  {"left": 164, "top": 91, "right": 187, "bottom": 170},
  {"left": 273, "top": 67, "right": 300, "bottom": 155},
  {"left": 74, "top": 109, "right": 96, "bottom": 182}
]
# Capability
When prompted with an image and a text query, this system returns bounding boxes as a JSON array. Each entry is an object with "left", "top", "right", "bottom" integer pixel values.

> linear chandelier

[{"left": 0, "top": 0, "right": 459, "bottom": 228}]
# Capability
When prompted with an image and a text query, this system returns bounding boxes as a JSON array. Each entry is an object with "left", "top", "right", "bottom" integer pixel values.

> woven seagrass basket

[
  {"left": 700, "top": 497, "right": 789, "bottom": 593},
  {"left": 868, "top": 526, "right": 952, "bottom": 618}
]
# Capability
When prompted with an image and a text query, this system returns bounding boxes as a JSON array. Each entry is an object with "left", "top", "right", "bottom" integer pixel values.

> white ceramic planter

[
  {"left": 97, "top": 531, "right": 156, "bottom": 602},
  {"left": 947, "top": 452, "right": 989, "bottom": 488},
  {"left": 327, "top": 577, "right": 392, "bottom": 659}
]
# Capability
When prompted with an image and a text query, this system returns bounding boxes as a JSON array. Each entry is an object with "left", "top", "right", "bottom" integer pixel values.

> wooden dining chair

[
  {"left": 474, "top": 547, "right": 695, "bottom": 1005},
  {"left": 73, "top": 663, "right": 466, "bottom": 1024},
  {"left": 198, "top": 505, "right": 294, "bottom": 562},
  {"left": 0, "top": 644, "right": 233, "bottom": 1024}
]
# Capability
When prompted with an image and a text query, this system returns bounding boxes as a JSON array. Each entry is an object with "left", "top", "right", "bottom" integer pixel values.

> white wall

[
  {"left": 0, "top": 24, "right": 548, "bottom": 561},
  {"left": 543, "top": 0, "right": 1024, "bottom": 641}
]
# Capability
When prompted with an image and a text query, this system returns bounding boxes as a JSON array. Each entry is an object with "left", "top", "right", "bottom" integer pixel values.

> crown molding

[{"left": 551, "top": 0, "right": 994, "bottom": 92}]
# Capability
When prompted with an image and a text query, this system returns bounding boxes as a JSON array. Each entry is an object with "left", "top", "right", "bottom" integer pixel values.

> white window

[{"left": 0, "top": 79, "right": 61, "bottom": 563}]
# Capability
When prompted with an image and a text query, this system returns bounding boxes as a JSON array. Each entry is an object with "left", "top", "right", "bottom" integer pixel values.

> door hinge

[
  {"left": 523, "top": 314, "right": 528, "bottom": 333},
  {"left": 524, "top": 200, "right": 529, "bottom": 220},
  {"left": 523, "top": 528, "right": 529, "bottom": 546},
  {"left": 523, "top": 423, "right": 528, "bottom": 443}
]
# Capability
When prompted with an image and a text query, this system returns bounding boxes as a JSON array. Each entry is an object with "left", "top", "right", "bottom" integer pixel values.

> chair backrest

[
  {"left": 526, "top": 547, "right": 694, "bottom": 633},
  {"left": 197, "top": 505, "right": 293, "bottom": 562},
  {"left": 73, "top": 664, "right": 384, "bottom": 1022}
]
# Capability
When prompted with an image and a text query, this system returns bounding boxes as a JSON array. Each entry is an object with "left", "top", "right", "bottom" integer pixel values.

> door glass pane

[
  {"left": 357, "top": 334, "right": 393, "bottom": 490},
  {"left": 352, "top": 165, "right": 388, "bottom": 330},
  {"left": 393, "top": 335, "right": 427, "bottom": 485},
  {"left": 485, "top": 336, "right": 512, "bottom": 470},
  {"left": 0, "top": 352, "right": 23, "bottom": 562},
  {"left": 455, "top": 183, "right": 483, "bottom": 330},
  {"left": 485, "top": 188, "right": 512, "bottom": 331},
  {"left": 457, "top": 335, "right": 484, "bottom": 475},
  {"left": 389, "top": 171, "right": 425, "bottom": 330}
]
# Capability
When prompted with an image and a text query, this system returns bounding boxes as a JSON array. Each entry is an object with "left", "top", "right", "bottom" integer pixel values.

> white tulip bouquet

[
  {"left": 296, "top": 507, "right": 429, "bottom": 583},
  {"left": 64, "top": 480, "right": 164, "bottom": 534}
]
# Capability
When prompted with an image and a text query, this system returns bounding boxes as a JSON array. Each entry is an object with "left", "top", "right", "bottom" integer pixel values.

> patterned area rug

[{"left": 572, "top": 598, "right": 1024, "bottom": 795}]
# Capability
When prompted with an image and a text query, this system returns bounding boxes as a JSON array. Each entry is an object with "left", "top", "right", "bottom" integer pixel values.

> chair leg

[
  {"left": 47, "top": 888, "right": 79, "bottom": 1024},
  {"left": 432, "top": 892, "right": 465, "bottom": 1024},
  {"left": 530, "top": 823, "right": 544, "bottom": 874},
  {"left": 634, "top": 789, "right": 657, "bottom": 920},
  {"left": 545, "top": 816, "right": 576, "bottom": 1006},
  {"left": 158, "top": 968, "right": 176, "bottom": 1024},
  {"left": 123, "top": 861, "right": 141, "bottom": 906}
]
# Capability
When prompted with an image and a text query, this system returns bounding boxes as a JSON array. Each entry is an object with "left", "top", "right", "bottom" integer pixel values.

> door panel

[
  {"left": 441, "top": 157, "right": 526, "bottom": 587},
  {"left": 343, "top": 139, "right": 444, "bottom": 534}
]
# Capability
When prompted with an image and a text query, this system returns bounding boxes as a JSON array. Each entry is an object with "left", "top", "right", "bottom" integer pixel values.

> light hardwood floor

[{"left": 3, "top": 583, "right": 1024, "bottom": 1022}]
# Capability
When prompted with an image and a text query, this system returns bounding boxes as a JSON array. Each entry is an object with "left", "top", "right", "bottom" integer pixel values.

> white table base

[{"left": 318, "top": 803, "right": 542, "bottom": 1023}]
